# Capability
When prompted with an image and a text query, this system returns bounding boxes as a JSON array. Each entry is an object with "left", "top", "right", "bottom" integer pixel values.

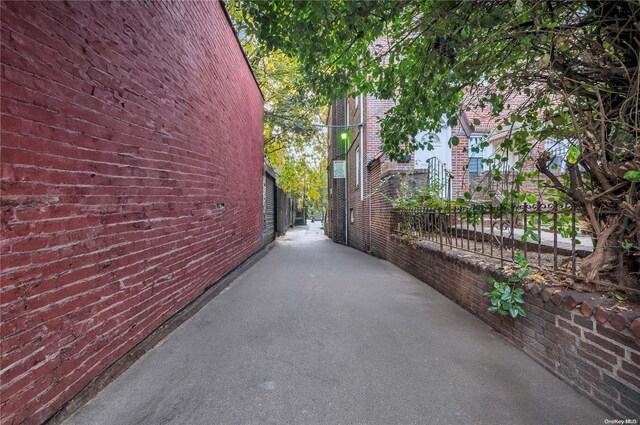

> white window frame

[
  {"left": 346, "top": 102, "right": 350, "bottom": 126},
  {"left": 468, "top": 133, "right": 489, "bottom": 182},
  {"left": 355, "top": 146, "right": 361, "bottom": 189},
  {"left": 469, "top": 133, "right": 490, "bottom": 158}
]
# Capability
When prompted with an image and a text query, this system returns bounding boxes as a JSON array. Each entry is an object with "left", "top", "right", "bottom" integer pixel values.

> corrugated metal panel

[{"left": 263, "top": 174, "right": 276, "bottom": 244}]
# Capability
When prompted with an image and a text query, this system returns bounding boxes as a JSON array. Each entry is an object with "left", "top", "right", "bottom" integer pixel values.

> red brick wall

[
  {"left": 364, "top": 95, "right": 393, "bottom": 163},
  {"left": 378, "top": 234, "right": 640, "bottom": 418},
  {"left": 368, "top": 162, "right": 400, "bottom": 258},
  {"left": 346, "top": 97, "right": 366, "bottom": 251},
  {"left": 0, "top": 2, "right": 264, "bottom": 424},
  {"left": 451, "top": 133, "right": 470, "bottom": 197}
]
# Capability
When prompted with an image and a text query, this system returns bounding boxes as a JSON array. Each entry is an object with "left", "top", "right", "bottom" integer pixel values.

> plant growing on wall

[
  {"left": 484, "top": 253, "right": 530, "bottom": 318},
  {"left": 392, "top": 177, "right": 449, "bottom": 210}
]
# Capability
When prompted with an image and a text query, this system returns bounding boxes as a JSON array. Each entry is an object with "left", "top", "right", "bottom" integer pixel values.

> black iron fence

[
  {"left": 423, "top": 156, "right": 452, "bottom": 200},
  {"left": 394, "top": 203, "right": 594, "bottom": 279}
]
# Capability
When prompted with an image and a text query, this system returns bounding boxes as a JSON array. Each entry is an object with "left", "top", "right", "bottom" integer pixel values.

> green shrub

[
  {"left": 392, "top": 180, "right": 449, "bottom": 209},
  {"left": 483, "top": 253, "right": 530, "bottom": 318}
]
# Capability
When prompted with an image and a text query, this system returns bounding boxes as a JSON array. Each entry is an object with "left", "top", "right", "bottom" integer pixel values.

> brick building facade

[
  {"left": 326, "top": 91, "right": 551, "bottom": 250},
  {"left": 326, "top": 91, "right": 638, "bottom": 418},
  {"left": 1, "top": 2, "right": 264, "bottom": 423}
]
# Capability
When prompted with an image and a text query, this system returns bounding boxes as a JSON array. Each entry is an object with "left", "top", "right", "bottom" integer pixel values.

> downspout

[
  {"left": 362, "top": 94, "right": 371, "bottom": 251},
  {"left": 344, "top": 98, "right": 349, "bottom": 246},
  {"left": 360, "top": 93, "right": 364, "bottom": 201}
]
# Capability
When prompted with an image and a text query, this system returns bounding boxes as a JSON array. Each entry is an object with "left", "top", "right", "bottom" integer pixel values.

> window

[
  {"left": 468, "top": 134, "right": 488, "bottom": 182},
  {"left": 350, "top": 208, "right": 354, "bottom": 223},
  {"left": 346, "top": 101, "right": 349, "bottom": 126},
  {"left": 468, "top": 157, "right": 483, "bottom": 182},
  {"left": 545, "top": 139, "right": 569, "bottom": 173},
  {"left": 355, "top": 146, "right": 361, "bottom": 189},
  {"left": 354, "top": 95, "right": 359, "bottom": 110}
]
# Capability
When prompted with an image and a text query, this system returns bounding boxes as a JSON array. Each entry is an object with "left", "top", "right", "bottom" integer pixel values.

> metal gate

[{"left": 262, "top": 173, "right": 276, "bottom": 245}]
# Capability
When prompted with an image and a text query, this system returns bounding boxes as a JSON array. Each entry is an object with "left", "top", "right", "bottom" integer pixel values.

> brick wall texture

[
  {"left": 346, "top": 96, "right": 366, "bottom": 251},
  {"left": 0, "top": 2, "right": 264, "bottom": 423},
  {"left": 367, "top": 166, "right": 640, "bottom": 419}
]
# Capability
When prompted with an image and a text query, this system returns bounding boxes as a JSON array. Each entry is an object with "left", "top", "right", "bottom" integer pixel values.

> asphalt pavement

[{"left": 65, "top": 222, "right": 608, "bottom": 425}]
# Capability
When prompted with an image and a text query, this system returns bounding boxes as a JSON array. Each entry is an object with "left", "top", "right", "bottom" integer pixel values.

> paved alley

[{"left": 65, "top": 223, "right": 607, "bottom": 425}]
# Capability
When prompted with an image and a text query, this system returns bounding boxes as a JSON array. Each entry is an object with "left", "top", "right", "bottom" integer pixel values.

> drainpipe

[
  {"left": 362, "top": 94, "right": 371, "bottom": 251},
  {"left": 360, "top": 93, "right": 364, "bottom": 201},
  {"left": 344, "top": 98, "right": 349, "bottom": 246}
]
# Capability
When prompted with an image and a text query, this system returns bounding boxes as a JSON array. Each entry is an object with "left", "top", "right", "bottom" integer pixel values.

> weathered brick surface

[
  {"left": 346, "top": 96, "right": 366, "bottom": 251},
  {"left": 1, "top": 2, "right": 263, "bottom": 424},
  {"left": 366, "top": 165, "right": 640, "bottom": 417},
  {"left": 325, "top": 101, "right": 347, "bottom": 244}
]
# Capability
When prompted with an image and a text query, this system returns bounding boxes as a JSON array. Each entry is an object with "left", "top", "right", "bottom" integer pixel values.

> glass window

[
  {"left": 468, "top": 134, "right": 488, "bottom": 182},
  {"left": 545, "top": 139, "right": 569, "bottom": 173}
]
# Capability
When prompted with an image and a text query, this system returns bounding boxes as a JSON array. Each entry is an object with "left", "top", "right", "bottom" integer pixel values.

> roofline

[
  {"left": 458, "top": 112, "right": 472, "bottom": 137},
  {"left": 367, "top": 151, "right": 385, "bottom": 168},
  {"left": 264, "top": 158, "right": 278, "bottom": 179},
  {"left": 220, "top": 1, "right": 265, "bottom": 101}
]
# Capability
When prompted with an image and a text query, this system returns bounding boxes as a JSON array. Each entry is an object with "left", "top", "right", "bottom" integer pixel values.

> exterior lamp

[{"left": 339, "top": 130, "right": 349, "bottom": 152}]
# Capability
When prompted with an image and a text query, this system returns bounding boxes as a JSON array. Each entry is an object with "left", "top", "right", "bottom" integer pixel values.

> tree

[
  {"left": 238, "top": 0, "right": 639, "bottom": 288},
  {"left": 228, "top": 3, "right": 327, "bottom": 212}
]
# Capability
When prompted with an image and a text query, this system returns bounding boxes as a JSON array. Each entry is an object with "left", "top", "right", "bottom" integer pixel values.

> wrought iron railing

[
  {"left": 394, "top": 203, "right": 593, "bottom": 279},
  {"left": 468, "top": 161, "right": 518, "bottom": 203},
  {"left": 423, "top": 156, "right": 452, "bottom": 200}
]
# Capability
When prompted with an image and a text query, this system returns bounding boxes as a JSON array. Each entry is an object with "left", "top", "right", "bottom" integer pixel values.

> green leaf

[
  {"left": 567, "top": 146, "right": 580, "bottom": 164},
  {"left": 525, "top": 194, "right": 536, "bottom": 204},
  {"left": 501, "top": 286, "right": 511, "bottom": 300},
  {"left": 450, "top": 136, "right": 459, "bottom": 146},
  {"left": 623, "top": 170, "right": 640, "bottom": 182},
  {"left": 509, "top": 308, "right": 518, "bottom": 318},
  {"left": 613, "top": 292, "right": 626, "bottom": 301},
  {"left": 513, "top": 252, "right": 528, "bottom": 268},
  {"left": 621, "top": 241, "right": 634, "bottom": 250},
  {"left": 485, "top": 276, "right": 496, "bottom": 284}
]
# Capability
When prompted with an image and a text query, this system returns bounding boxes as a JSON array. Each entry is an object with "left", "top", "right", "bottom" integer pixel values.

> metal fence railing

[
  {"left": 394, "top": 203, "right": 594, "bottom": 279},
  {"left": 423, "top": 156, "right": 452, "bottom": 201}
]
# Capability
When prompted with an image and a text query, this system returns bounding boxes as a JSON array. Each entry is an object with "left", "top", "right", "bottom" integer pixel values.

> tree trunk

[{"left": 578, "top": 214, "right": 636, "bottom": 287}]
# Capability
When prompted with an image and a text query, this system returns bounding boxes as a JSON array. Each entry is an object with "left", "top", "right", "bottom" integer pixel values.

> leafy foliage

[
  {"left": 227, "top": 2, "right": 327, "bottom": 214},
  {"left": 392, "top": 177, "right": 449, "bottom": 210},
  {"left": 238, "top": 0, "right": 640, "bottom": 288},
  {"left": 484, "top": 253, "right": 530, "bottom": 318}
]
